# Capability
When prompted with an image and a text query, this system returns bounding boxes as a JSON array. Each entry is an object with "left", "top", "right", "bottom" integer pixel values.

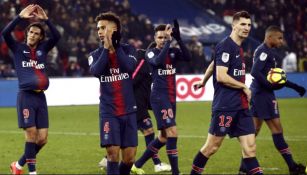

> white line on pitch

[{"left": 0, "top": 130, "right": 307, "bottom": 142}]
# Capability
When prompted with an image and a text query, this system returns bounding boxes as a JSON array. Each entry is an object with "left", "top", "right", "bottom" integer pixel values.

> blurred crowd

[
  {"left": 0, "top": 0, "right": 154, "bottom": 78},
  {"left": 195, "top": 0, "right": 307, "bottom": 72},
  {"left": 0, "top": 0, "right": 306, "bottom": 78}
]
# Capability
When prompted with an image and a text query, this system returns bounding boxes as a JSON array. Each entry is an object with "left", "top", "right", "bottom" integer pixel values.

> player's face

[
  {"left": 26, "top": 26, "right": 43, "bottom": 47},
  {"left": 155, "top": 30, "right": 167, "bottom": 49},
  {"left": 233, "top": 17, "right": 251, "bottom": 39},
  {"left": 97, "top": 20, "right": 117, "bottom": 42},
  {"left": 270, "top": 32, "right": 284, "bottom": 48}
]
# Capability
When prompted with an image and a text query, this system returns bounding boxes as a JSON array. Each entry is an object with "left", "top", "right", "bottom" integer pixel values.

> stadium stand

[{"left": 0, "top": 0, "right": 306, "bottom": 77}]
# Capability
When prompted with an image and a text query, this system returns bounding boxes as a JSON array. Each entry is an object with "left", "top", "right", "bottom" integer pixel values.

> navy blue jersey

[
  {"left": 1, "top": 16, "right": 60, "bottom": 90},
  {"left": 212, "top": 37, "right": 248, "bottom": 111},
  {"left": 133, "top": 50, "right": 152, "bottom": 121},
  {"left": 89, "top": 44, "right": 137, "bottom": 116},
  {"left": 145, "top": 40, "right": 191, "bottom": 103},
  {"left": 250, "top": 43, "right": 278, "bottom": 93}
]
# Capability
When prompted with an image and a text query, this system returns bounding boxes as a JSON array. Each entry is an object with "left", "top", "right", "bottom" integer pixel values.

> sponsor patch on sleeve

[
  {"left": 147, "top": 51, "right": 154, "bottom": 59},
  {"left": 221, "top": 52, "right": 230, "bottom": 63},
  {"left": 88, "top": 55, "right": 93, "bottom": 65},
  {"left": 259, "top": 52, "right": 267, "bottom": 61}
]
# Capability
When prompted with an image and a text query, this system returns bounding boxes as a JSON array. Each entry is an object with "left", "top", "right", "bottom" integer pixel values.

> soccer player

[
  {"left": 98, "top": 48, "right": 171, "bottom": 173},
  {"left": 238, "top": 25, "right": 306, "bottom": 175},
  {"left": 88, "top": 12, "right": 138, "bottom": 175},
  {"left": 190, "top": 11, "right": 263, "bottom": 175},
  {"left": 131, "top": 20, "right": 191, "bottom": 175},
  {"left": 1, "top": 4, "right": 60, "bottom": 175}
]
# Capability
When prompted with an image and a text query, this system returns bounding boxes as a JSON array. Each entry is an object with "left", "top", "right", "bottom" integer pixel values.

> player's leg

[
  {"left": 106, "top": 146, "right": 120, "bottom": 175},
  {"left": 120, "top": 147, "right": 137, "bottom": 175},
  {"left": 237, "top": 110, "right": 263, "bottom": 175},
  {"left": 253, "top": 117, "right": 263, "bottom": 136},
  {"left": 165, "top": 125, "right": 179, "bottom": 175},
  {"left": 238, "top": 117, "right": 263, "bottom": 174},
  {"left": 11, "top": 92, "right": 39, "bottom": 175},
  {"left": 190, "top": 133, "right": 225, "bottom": 174},
  {"left": 266, "top": 118, "right": 306, "bottom": 174},
  {"left": 132, "top": 101, "right": 168, "bottom": 171},
  {"left": 100, "top": 115, "right": 121, "bottom": 175},
  {"left": 191, "top": 110, "right": 234, "bottom": 174},
  {"left": 139, "top": 116, "right": 164, "bottom": 166},
  {"left": 141, "top": 126, "right": 171, "bottom": 172},
  {"left": 238, "top": 134, "right": 262, "bottom": 174}
]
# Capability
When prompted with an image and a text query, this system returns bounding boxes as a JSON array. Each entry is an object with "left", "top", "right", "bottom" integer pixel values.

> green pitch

[{"left": 0, "top": 98, "right": 306, "bottom": 174}]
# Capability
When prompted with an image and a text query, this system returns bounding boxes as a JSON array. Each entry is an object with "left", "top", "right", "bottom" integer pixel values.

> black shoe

[{"left": 290, "top": 163, "right": 306, "bottom": 175}]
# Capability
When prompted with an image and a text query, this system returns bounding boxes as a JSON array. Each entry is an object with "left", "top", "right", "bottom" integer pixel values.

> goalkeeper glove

[
  {"left": 171, "top": 19, "right": 181, "bottom": 41},
  {"left": 285, "top": 81, "right": 306, "bottom": 97},
  {"left": 112, "top": 31, "right": 121, "bottom": 49}
]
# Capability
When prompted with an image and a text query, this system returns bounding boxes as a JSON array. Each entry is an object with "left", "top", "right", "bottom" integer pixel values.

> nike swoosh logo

[
  {"left": 23, "top": 50, "right": 30, "bottom": 54},
  {"left": 236, "top": 55, "right": 240, "bottom": 58}
]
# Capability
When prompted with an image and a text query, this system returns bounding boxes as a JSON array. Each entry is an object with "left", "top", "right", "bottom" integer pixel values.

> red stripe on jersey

[
  {"left": 109, "top": 52, "right": 125, "bottom": 116},
  {"left": 31, "top": 49, "right": 47, "bottom": 90},
  {"left": 132, "top": 59, "right": 144, "bottom": 79},
  {"left": 166, "top": 54, "right": 175, "bottom": 103},
  {"left": 239, "top": 48, "right": 248, "bottom": 109}
]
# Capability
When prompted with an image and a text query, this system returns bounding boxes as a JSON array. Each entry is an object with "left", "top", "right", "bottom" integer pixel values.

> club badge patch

[
  {"left": 259, "top": 52, "right": 267, "bottom": 61},
  {"left": 221, "top": 52, "right": 230, "bottom": 63},
  {"left": 147, "top": 51, "right": 154, "bottom": 59},
  {"left": 88, "top": 55, "right": 93, "bottom": 65},
  {"left": 23, "top": 109, "right": 29, "bottom": 119}
]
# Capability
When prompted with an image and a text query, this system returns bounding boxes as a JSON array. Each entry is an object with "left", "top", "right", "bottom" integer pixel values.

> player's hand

[
  {"left": 165, "top": 24, "right": 172, "bottom": 41},
  {"left": 34, "top": 5, "right": 48, "bottom": 20},
  {"left": 193, "top": 81, "right": 204, "bottom": 90},
  {"left": 104, "top": 25, "right": 116, "bottom": 51},
  {"left": 171, "top": 19, "right": 181, "bottom": 41},
  {"left": 243, "top": 86, "right": 251, "bottom": 102},
  {"left": 294, "top": 85, "right": 306, "bottom": 97},
  {"left": 19, "top": 4, "right": 36, "bottom": 19},
  {"left": 111, "top": 31, "right": 121, "bottom": 49}
]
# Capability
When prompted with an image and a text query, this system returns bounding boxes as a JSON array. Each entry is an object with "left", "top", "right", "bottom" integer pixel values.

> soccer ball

[{"left": 267, "top": 68, "right": 287, "bottom": 84}]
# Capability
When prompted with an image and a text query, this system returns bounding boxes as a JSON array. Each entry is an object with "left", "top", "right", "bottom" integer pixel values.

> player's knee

[
  {"left": 122, "top": 156, "right": 135, "bottom": 166},
  {"left": 165, "top": 126, "right": 178, "bottom": 137},
  {"left": 106, "top": 147, "right": 120, "bottom": 162},
  {"left": 243, "top": 143, "right": 257, "bottom": 157},
  {"left": 201, "top": 144, "right": 220, "bottom": 157},
  {"left": 25, "top": 129, "right": 37, "bottom": 142},
  {"left": 143, "top": 128, "right": 154, "bottom": 136},
  {"left": 36, "top": 137, "right": 47, "bottom": 146}
]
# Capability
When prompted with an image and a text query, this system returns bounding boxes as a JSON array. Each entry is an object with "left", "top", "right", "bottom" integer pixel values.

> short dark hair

[
  {"left": 233, "top": 11, "right": 251, "bottom": 22},
  {"left": 25, "top": 22, "right": 45, "bottom": 42},
  {"left": 154, "top": 24, "right": 166, "bottom": 33},
  {"left": 265, "top": 25, "right": 283, "bottom": 34},
  {"left": 95, "top": 12, "right": 121, "bottom": 32}
]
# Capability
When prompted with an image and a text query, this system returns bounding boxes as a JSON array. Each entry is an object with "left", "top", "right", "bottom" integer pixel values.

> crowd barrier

[{"left": 0, "top": 73, "right": 306, "bottom": 107}]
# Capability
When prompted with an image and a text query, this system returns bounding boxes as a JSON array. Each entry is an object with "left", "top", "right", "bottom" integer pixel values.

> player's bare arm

[{"left": 194, "top": 61, "right": 214, "bottom": 90}]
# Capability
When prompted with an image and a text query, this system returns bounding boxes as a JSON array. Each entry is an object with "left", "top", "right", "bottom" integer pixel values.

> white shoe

[
  {"left": 154, "top": 162, "right": 172, "bottom": 173},
  {"left": 98, "top": 157, "right": 107, "bottom": 170}
]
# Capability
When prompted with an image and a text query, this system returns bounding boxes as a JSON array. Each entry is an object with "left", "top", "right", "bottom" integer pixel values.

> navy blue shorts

[
  {"left": 209, "top": 109, "right": 255, "bottom": 138},
  {"left": 17, "top": 90, "right": 49, "bottom": 129},
  {"left": 251, "top": 91, "right": 280, "bottom": 120},
  {"left": 100, "top": 112, "right": 138, "bottom": 148},
  {"left": 151, "top": 94, "right": 176, "bottom": 130},
  {"left": 137, "top": 117, "right": 153, "bottom": 132}
]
